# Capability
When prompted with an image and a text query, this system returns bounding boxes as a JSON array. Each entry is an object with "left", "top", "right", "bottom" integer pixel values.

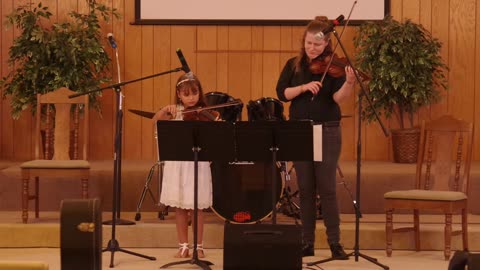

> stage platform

[
  {"left": 1, "top": 211, "right": 479, "bottom": 253},
  {"left": 1, "top": 160, "right": 480, "bottom": 264},
  {"left": 0, "top": 248, "right": 453, "bottom": 270},
  {"left": 2, "top": 160, "right": 480, "bottom": 214}
]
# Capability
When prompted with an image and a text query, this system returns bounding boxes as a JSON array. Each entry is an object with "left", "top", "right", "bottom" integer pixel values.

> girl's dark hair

[{"left": 174, "top": 73, "right": 207, "bottom": 107}]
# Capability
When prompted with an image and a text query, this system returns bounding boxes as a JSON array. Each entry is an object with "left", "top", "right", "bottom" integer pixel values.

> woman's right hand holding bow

[{"left": 301, "top": 81, "right": 323, "bottom": 96}]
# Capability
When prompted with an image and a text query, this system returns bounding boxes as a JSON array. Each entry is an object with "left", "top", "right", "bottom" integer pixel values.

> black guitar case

[{"left": 60, "top": 198, "right": 102, "bottom": 270}]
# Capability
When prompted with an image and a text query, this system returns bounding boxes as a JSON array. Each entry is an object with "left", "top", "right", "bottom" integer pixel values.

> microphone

[
  {"left": 176, "top": 48, "right": 191, "bottom": 73},
  {"left": 314, "top": 15, "right": 345, "bottom": 40},
  {"left": 107, "top": 33, "right": 117, "bottom": 49}
]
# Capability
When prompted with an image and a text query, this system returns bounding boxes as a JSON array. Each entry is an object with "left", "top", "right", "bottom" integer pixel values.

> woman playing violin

[
  {"left": 152, "top": 72, "right": 213, "bottom": 259},
  {"left": 276, "top": 16, "right": 355, "bottom": 259}
]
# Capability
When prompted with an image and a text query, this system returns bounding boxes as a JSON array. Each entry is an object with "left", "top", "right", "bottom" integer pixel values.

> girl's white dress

[{"left": 159, "top": 105, "right": 213, "bottom": 210}]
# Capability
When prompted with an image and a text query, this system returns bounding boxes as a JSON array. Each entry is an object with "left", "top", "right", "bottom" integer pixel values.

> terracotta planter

[{"left": 391, "top": 127, "right": 420, "bottom": 163}]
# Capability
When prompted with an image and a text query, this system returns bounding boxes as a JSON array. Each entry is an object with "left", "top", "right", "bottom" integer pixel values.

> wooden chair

[
  {"left": 20, "top": 87, "right": 90, "bottom": 223},
  {"left": 384, "top": 115, "right": 473, "bottom": 260}
]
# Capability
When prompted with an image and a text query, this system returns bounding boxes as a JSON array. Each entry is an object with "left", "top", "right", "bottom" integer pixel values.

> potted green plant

[
  {"left": 0, "top": 1, "right": 118, "bottom": 119},
  {"left": 353, "top": 16, "right": 448, "bottom": 163}
]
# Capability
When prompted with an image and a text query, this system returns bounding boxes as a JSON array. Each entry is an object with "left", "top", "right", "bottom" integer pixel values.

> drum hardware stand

[
  {"left": 277, "top": 164, "right": 325, "bottom": 221},
  {"left": 277, "top": 162, "right": 301, "bottom": 221},
  {"left": 306, "top": 10, "right": 389, "bottom": 270},
  {"left": 134, "top": 161, "right": 169, "bottom": 221},
  {"left": 70, "top": 65, "right": 184, "bottom": 267}
]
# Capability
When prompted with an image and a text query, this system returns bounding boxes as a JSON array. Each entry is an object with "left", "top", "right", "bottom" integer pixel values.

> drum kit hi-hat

[{"left": 129, "top": 92, "right": 302, "bottom": 223}]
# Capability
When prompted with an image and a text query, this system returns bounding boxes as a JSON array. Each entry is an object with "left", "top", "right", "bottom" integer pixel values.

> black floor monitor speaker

[
  {"left": 223, "top": 223, "right": 302, "bottom": 270},
  {"left": 60, "top": 198, "right": 102, "bottom": 270}
]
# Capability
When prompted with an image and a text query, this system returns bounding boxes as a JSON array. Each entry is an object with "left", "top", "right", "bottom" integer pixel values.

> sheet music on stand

[
  {"left": 234, "top": 120, "right": 317, "bottom": 224},
  {"left": 156, "top": 121, "right": 235, "bottom": 162},
  {"left": 235, "top": 120, "right": 319, "bottom": 162}
]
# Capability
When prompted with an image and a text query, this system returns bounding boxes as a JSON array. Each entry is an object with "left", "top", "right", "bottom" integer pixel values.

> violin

[
  {"left": 180, "top": 99, "right": 243, "bottom": 121},
  {"left": 183, "top": 109, "right": 220, "bottom": 121},
  {"left": 309, "top": 53, "right": 370, "bottom": 81}
]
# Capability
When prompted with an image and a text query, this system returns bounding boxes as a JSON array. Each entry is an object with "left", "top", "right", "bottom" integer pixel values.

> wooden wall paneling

[
  {"left": 403, "top": 0, "right": 421, "bottom": 21},
  {"left": 38, "top": 0, "right": 57, "bottom": 24},
  {"left": 87, "top": 0, "right": 115, "bottom": 160},
  {"left": 337, "top": 27, "right": 358, "bottom": 161},
  {"left": 140, "top": 25, "right": 155, "bottom": 160},
  {"left": 384, "top": 0, "right": 400, "bottom": 162},
  {"left": 279, "top": 25, "right": 294, "bottom": 117},
  {"left": 168, "top": 25, "right": 197, "bottom": 129},
  {"left": 227, "top": 26, "right": 252, "bottom": 120},
  {"left": 448, "top": 0, "right": 476, "bottom": 122},
  {"left": 0, "top": 1, "right": 2, "bottom": 157},
  {"left": 78, "top": 0, "right": 90, "bottom": 13},
  {"left": 250, "top": 26, "right": 264, "bottom": 115},
  {"left": 429, "top": 0, "right": 450, "bottom": 118},
  {"left": 123, "top": 0, "right": 143, "bottom": 159},
  {"left": 262, "top": 26, "right": 281, "bottom": 99},
  {"left": 0, "top": 0, "right": 14, "bottom": 159},
  {"left": 57, "top": 0, "right": 77, "bottom": 21},
  {"left": 363, "top": 116, "right": 391, "bottom": 160},
  {"left": 390, "top": 0, "right": 404, "bottom": 19},
  {"left": 400, "top": 0, "right": 421, "bottom": 129},
  {"left": 10, "top": 0, "right": 32, "bottom": 160},
  {"left": 196, "top": 26, "right": 218, "bottom": 93},
  {"left": 417, "top": 0, "right": 433, "bottom": 123},
  {"left": 475, "top": 0, "right": 480, "bottom": 160},
  {"left": 216, "top": 26, "right": 229, "bottom": 95},
  {"left": 152, "top": 25, "right": 173, "bottom": 109},
  {"left": 153, "top": 25, "right": 173, "bottom": 161}
]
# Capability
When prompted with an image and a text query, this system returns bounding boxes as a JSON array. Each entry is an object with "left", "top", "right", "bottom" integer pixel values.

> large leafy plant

[
  {"left": 353, "top": 16, "right": 448, "bottom": 129},
  {"left": 1, "top": 1, "right": 118, "bottom": 119}
]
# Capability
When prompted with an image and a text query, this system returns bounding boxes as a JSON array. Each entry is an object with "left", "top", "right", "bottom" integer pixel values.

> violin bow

[{"left": 181, "top": 99, "right": 243, "bottom": 114}]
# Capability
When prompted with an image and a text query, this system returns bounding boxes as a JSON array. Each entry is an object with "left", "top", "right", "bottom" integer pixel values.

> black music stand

[
  {"left": 235, "top": 120, "right": 314, "bottom": 224},
  {"left": 156, "top": 120, "right": 235, "bottom": 270}
]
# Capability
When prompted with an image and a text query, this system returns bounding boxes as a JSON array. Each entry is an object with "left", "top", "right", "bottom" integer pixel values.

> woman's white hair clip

[{"left": 314, "top": 31, "right": 325, "bottom": 40}]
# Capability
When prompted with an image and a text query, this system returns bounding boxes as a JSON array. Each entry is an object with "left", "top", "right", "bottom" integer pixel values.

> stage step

[{"left": 1, "top": 211, "right": 479, "bottom": 252}]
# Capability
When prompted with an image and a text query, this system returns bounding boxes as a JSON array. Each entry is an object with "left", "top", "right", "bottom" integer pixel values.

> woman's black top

[{"left": 276, "top": 56, "right": 345, "bottom": 122}]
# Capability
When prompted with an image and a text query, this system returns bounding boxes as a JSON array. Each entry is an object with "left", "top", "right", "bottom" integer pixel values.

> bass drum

[
  {"left": 205, "top": 92, "right": 243, "bottom": 122},
  {"left": 247, "top": 97, "right": 286, "bottom": 121},
  {"left": 211, "top": 162, "right": 283, "bottom": 223}
]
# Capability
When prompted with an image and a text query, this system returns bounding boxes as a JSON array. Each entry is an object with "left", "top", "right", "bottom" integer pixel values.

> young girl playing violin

[
  {"left": 276, "top": 16, "right": 356, "bottom": 259},
  {"left": 153, "top": 73, "right": 214, "bottom": 258}
]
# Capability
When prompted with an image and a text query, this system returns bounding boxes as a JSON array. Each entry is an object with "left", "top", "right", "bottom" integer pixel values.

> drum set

[{"left": 131, "top": 92, "right": 301, "bottom": 223}]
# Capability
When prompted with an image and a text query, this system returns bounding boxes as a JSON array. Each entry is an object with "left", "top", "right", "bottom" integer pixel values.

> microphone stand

[
  {"left": 104, "top": 40, "right": 134, "bottom": 226},
  {"left": 70, "top": 58, "right": 183, "bottom": 267},
  {"left": 306, "top": 25, "right": 390, "bottom": 270}
]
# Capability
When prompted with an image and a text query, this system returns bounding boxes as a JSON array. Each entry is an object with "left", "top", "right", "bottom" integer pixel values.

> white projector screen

[{"left": 134, "top": 0, "right": 390, "bottom": 25}]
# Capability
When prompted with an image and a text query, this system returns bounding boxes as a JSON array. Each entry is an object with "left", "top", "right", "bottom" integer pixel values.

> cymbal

[{"left": 128, "top": 109, "right": 155, "bottom": 119}]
